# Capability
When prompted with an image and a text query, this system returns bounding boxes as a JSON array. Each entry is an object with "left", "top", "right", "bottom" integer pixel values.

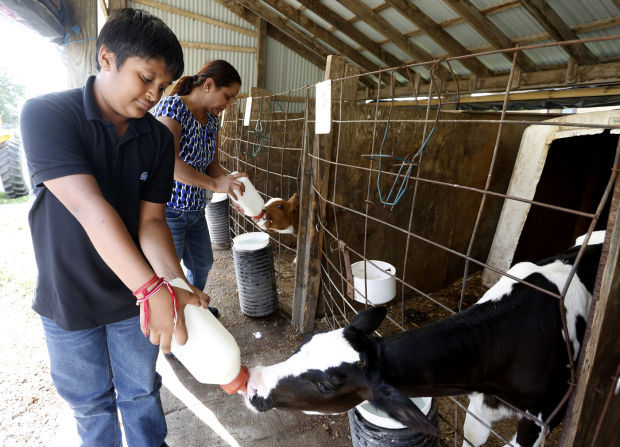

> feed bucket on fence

[
  {"left": 206, "top": 193, "right": 231, "bottom": 250},
  {"left": 348, "top": 397, "right": 439, "bottom": 447},
  {"left": 232, "top": 232, "right": 277, "bottom": 317},
  {"left": 351, "top": 260, "right": 397, "bottom": 305}
]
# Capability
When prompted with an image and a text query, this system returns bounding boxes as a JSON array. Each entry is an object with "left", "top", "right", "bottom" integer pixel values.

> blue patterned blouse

[{"left": 152, "top": 94, "right": 219, "bottom": 210}]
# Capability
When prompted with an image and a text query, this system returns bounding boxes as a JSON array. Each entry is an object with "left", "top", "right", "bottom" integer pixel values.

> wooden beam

[
  {"left": 213, "top": 0, "right": 325, "bottom": 68},
  {"left": 1, "top": 0, "right": 65, "bottom": 41},
  {"left": 266, "top": 25, "right": 326, "bottom": 69},
  {"left": 382, "top": 85, "right": 620, "bottom": 106},
  {"left": 180, "top": 41, "right": 256, "bottom": 53},
  {"left": 362, "top": 60, "right": 620, "bottom": 98},
  {"left": 385, "top": 0, "right": 490, "bottom": 77},
  {"left": 519, "top": 0, "right": 598, "bottom": 65},
  {"left": 296, "top": 0, "right": 411, "bottom": 78},
  {"left": 337, "top": 0, "right": 450, "bottom": 78},
  {"left": 255, "top": 18, "right": 267, "bottom": 88},
  {"left": 260, "top": 0, "right": 387, "bottom": 79},
  {"left": 562, "top": 173, "right": 620, "bottom": 446},
  {"left": 63, "top": 0, "right": 97, "bottom": 88},
  {"left": 132, "top": 0, "right": 257, "bottom": 37},
  {"left": 98, "top": 0, "right": 108, "bottom": 19},
  {"left": 443, "top": 0, "right": 537, "bottom": 73},
  {"left": 233, "top": 0, "right": 332, "bottom": 61}
]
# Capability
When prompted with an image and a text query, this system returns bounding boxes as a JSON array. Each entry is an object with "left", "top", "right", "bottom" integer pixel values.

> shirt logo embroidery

[{"left": 140, "top": 171, "right": 149, "bottom": 181}]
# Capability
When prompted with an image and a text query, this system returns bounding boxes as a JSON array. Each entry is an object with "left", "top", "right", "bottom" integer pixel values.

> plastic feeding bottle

[
  {"left": 229, "top": 172, "right": 265, "bottom": 218},
  {"left": 169, "top": 278, "right": 249, "bottom": 394}
]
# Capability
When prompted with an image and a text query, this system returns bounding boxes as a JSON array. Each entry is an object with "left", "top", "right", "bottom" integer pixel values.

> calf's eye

[{"left": 277, "top": 204, "right": 284, "bottom": 210}]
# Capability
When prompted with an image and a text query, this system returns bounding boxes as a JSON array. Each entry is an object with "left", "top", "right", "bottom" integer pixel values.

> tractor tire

[{"left": 0, "top": 139, "right": 29, "bottom": 198}]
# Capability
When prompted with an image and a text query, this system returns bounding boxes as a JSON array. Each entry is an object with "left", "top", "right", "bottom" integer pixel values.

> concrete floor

[{"left": 159, "top": 249, "right": 352, "bottom": 447}]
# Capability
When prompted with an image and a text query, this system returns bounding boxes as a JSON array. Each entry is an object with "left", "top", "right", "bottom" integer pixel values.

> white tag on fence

[
  {"left": 243, "top": 97, "right": 252, "bottom": 126},
  {"left": 315, "top": 80, "right": 331, "bottom": 134}
]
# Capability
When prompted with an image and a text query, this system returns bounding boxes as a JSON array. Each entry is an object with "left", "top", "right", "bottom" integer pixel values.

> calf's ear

[
  {"left": 370, "top": 382, "right": 440, "bottom": 437},
  {"left": 349, "top": 306, "right": 387, "bottom": 335}
]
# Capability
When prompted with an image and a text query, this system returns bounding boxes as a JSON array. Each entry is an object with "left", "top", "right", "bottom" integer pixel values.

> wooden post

[
  {"left": 560, "top": 162, "right": 620, "bottom": 446},
  {"left": 255, "top": 18, "right": 267, "bottom": 89},
  {"left": 292, "top": 55, "right": 359, "bottom": 333},
  {"left": 63, "top": 0, "right": 97, "bottom": 88}
]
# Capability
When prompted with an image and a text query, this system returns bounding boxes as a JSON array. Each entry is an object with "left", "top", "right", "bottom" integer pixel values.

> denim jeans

[
  {"left": 165, "top": 208, "right": 214, "bottom": 291},
  {"left": 41, "top": 315, "right": 166, "bottom": 447}
]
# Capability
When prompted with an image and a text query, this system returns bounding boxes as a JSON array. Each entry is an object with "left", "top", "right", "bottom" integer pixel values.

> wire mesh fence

[{"left": 218, "top": 36, "right": 620, "bottom": 447}]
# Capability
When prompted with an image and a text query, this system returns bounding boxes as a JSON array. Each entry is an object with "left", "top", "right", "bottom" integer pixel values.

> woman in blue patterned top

[{"left": 153, "top": 60, "right": 244, "bottom": 316}]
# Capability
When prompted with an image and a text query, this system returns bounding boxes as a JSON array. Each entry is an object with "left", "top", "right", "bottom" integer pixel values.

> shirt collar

[{"left": 82, "top": 75, "right": 151, "bottom": 135}]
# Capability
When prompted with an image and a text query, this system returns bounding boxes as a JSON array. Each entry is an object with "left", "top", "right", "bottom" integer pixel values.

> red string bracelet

[{"left": 133, "top": 276, "right": 178, "bottom": 337}]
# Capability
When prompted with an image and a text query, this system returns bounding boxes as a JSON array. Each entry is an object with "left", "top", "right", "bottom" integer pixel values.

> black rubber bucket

[
  {"left": 348, "top": 397, "right": 439, "bottom": 447},
  {"left": 205, "top": 194, "right": 231, "bottom": 250},
  {"left": 232, "top": 232, "right": 277, "bottom": 317}
]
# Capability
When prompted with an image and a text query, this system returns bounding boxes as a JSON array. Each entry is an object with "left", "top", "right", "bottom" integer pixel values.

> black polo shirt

[{"left": 20, "top": 76, "right": 175, "bottom": 330}]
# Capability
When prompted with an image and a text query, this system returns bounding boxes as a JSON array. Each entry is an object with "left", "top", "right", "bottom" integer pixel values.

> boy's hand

[
  {"left": 189, "top": 284, "right": 211, "bottom": 309},
  {"left": 139, "top": 284, "right": 201, "bottom": 353},
  {"left": 140, "top": 285, "right": 180, "bottom": 353},
  {"left": 169, "top": 285, "right": 201, "bottom": 347}
]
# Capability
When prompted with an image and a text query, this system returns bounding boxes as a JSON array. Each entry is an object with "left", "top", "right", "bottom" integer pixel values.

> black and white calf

[{"left": 244, "top": 231, "right": 604, "bottom": 445}]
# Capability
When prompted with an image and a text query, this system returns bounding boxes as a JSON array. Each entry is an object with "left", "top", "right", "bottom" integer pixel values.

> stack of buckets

[
  {"left": 348, "top": 397, "right": 439, "bottom": 447},
  {"left": 206, "top": 193, "right": 231, "bottom": 250},
  {"left": 232, "top": 232, "right": 277, "bottom": 317}
]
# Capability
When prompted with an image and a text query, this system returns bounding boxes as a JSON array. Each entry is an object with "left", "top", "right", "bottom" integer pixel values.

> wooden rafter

[
  {"left": 233, "top": 0, "right": 332, "bottom": 62},
  {"left": 337, "top": 0, "right": 450, "bottom": 77},
  {"left": 384, "top": 0, "right": 490, "bottom": 77},
  {"left": 443, "top": 0, "right": 537, "bottom": 73},
  {"left": 259, "top": 0, "right": 390, "bottom": 82},
  {"left": 214, "top": 0, "right": 325, "bottom": 68},
  {"left": 296, "top": 0, "right": 414, "bottom": 84},
  {"left": 518, "top": 0, "right": 598, "bottom": 65}
]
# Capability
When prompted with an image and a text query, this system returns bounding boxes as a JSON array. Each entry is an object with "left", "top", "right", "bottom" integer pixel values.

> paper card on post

[
  {"left": 243, "top": 97, "right": 252, "bottom": 126},
  {"left": 315, "top": 80, "right": 331, "bottom": 134}
]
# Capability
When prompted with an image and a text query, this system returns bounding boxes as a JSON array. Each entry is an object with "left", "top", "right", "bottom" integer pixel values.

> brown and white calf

[
  {"left": 255, "top": 193, "right": 299, "bottom": 236},
  {"left": 244, "top": 232, "right": 603, "bottom": 445}
]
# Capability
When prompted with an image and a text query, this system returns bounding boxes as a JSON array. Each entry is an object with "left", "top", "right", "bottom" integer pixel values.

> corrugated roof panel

[
  {"left": 412, "top": 0, "right": 460, "bottom": 23},
  {"left": 442, "top": 59, "right": 470, "bottom": 76},
  {"left": 334, "top": 29, "right": 366, "bottom": 50},
  {"left": 354, "top": 20, "right": 389, "bottom": 42},
  {"left": 547, "top": 0, "right": 619, "bottom": 25},
  {"left": 360, "top": 0, "right": 386, "bottom": 9},
  {"left": 322, "top": 0, "right": 356, "bottom": 21},
  {"left": 301, "top": 6, "right": 335, "bottom": 31},
  {"left": 361, "top": 49, "right": 392, "bottom": 68},
  {"left": 410, "top": 34, "right": 447, "bottom": 56},
  {"left": 469, "top": 0, "right": 509, "bottom": 9},
  {"left": 382, "top": 41, "right": 414, "bottom": 62},
  {"left": 521, "top": 40, "right": 570, "bottom": 67},
  {"left": 476, "top": 53, "right": 513, "bottom": 73},
  {"left": 378, "top": 8, "right": 419, "bottom": 35},
  {"left": 486, "top": 6, "right": 547, "bottom": 39},
  {"left": 445, "top": 22, "right": 490, "bottom": 50},
  {"left": 579, "top": 26, "right": 620, "bottom": 59}
]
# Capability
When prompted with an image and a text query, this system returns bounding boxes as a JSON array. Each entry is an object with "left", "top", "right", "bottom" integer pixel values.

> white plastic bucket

[
  {"left": 232, "top": 232, "right": 270, "bottom": 251},
  {"left": 351, "top": 260, "right": 397, "bottom": 305},
  {"left": 355, "top": 397, "right": 432, "bottom": 430}
]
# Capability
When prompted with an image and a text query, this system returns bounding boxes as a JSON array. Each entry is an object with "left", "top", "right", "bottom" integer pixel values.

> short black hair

[{"left": 96, "top": 8, "right": 184, "bottom": 80}]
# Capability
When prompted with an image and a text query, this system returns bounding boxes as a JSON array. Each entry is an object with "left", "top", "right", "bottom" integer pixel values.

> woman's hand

[{"left": 213, "top": 172, "right": 247, "bottom": 197}]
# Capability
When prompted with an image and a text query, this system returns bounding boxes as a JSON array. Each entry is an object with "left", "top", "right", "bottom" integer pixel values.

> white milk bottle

[
  {"left": 229, "top": 172, "right": 265, "bottom": 218},
  {"left": 169, "top": 278, "right": 249, "bottom": 394}
]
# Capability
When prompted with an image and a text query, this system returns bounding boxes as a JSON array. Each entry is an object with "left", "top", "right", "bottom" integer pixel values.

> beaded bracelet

[{"left": 133, "top": 276, "right": 178, "bottom": 336}]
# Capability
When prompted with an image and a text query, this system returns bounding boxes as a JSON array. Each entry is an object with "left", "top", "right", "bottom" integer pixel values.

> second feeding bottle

[{"left": 229, "top": 172, "right": 264, "bottom": 218}]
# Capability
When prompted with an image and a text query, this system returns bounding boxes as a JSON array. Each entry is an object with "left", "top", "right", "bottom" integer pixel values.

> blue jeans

[
  {"left": 41, "top": 315, "right": 166, "bottom": 447},
  {"left": 165, "top": 208, "right": 213, "bottom": 291}
]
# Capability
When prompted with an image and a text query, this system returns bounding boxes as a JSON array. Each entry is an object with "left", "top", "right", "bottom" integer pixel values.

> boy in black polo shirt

[{"left": 20, "top": 9, "right": 209, "bottom": 446}]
